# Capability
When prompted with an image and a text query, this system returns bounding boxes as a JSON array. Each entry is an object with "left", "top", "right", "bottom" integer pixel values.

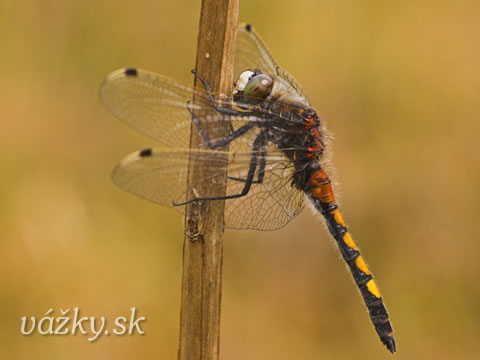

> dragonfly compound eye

[{"left": 244, "top": 74, "right": 273, "bottom": 99}]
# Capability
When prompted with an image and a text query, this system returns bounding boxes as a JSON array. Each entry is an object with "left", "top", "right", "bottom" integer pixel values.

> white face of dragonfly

[{"left": 234, "top": 70, "right": 255, "bottom": 92}]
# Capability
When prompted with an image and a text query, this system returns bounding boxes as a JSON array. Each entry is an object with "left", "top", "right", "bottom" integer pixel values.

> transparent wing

[
  {"left": 236, "top": 23, "right": 311, "bottom": 106},
  {"left": 112, "top": 147, "right": 305, "bottom": 231},
  {"left": 101, "top": 68, "right": 307, "bottom": 149},
  {"left": 101, "top": 68, "right": 212, "bottom": 148},
  {"left": 235, "top": 23, "right": 278, "bottom": 79}
]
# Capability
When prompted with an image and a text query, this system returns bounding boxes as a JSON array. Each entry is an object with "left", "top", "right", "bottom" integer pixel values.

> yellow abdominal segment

[
  {"left": 355, "top": 256, "right": 371, "bottom": 275},
  {"left": 366, "top": 279, "right": 381, "bottom": 298}
]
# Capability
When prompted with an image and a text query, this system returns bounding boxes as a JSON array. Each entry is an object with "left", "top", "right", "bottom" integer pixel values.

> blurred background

[{"left": 2, "top": 0, "right": 479, "bottom": 359}]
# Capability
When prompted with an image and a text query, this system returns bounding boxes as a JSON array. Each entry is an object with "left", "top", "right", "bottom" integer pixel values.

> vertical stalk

[{"left": 178, "top": 1, "right": 240, "bottom": 360}]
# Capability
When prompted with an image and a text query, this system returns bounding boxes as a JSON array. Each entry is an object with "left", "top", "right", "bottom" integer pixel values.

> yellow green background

[{"left": 2, "top": 0, "right": 479, "bottom": 359}]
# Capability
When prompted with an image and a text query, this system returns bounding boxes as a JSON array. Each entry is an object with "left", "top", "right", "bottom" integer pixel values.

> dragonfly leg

[
  {"left": 186, "top": 100, "right": 255, "bottom": 149},
  {"left": 173, "top": 133, "right": 266, "bottom": 206},
  {"left": 227, "top": 149, "right": 266, "bottom": 184}
]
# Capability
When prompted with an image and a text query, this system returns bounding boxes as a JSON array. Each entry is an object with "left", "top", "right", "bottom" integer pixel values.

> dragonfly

[{"left": 100, "top": 23, "right": 396, "bottom": 353}]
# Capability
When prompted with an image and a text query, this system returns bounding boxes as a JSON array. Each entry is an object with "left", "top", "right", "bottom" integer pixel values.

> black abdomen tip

[
  {"left": 125, "top": 68, "right": 138, "bottom": 76},
  {"left": 383, "top": 336, "right": 396, "bottom": 353},
  {"left": 139, "top": 148, "right": 152, "bottom": 157}
]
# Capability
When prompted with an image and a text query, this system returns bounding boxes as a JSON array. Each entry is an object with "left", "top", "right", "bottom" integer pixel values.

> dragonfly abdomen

[{"left": 306, "top": 165, "right": 396, "bottom": 353}]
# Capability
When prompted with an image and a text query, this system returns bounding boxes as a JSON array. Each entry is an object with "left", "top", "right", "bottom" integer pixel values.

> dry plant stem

[{"left": 178, "top": 1, "right": 240, "bottom": 360}]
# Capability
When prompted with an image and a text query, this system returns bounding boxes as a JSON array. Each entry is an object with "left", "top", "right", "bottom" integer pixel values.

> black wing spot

[
  {"left": 125, "top": 68, "right": 138, "bottom": 76},
  {"left": 139, "top": 148, "right": 152, "bottom": 157},
  {"left": 245, "top": 24, "right": 252, "bottom": 32}
]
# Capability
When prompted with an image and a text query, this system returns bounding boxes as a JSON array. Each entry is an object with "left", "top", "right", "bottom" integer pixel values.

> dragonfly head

[{"left": 234, "top": 70, "right": 273, "bottom": 103}]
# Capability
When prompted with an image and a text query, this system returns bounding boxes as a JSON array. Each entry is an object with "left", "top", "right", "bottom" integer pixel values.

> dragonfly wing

[
  {"left": 101, "top": 68, "right": 200, "bottom": 147},
  {"left": 101, "top": 67, "right": 294, "bottom": 147},
  {"left": 101, "top": 68, "right": 246, "bottom": 148},
  {"left": 236, "top": 23, "right": 278, "bottom": 79},
  {"left": 112, "top": 148, "right": 192, "bottom": 210},
  {"left": 224, "top": 142, "right": 305, "bottom": 231},
  {"left": 112, "top": 147, "right": 304, "bottom": 231},
  {"left": 236, "top": 23, "right": 311, "bottom": 106}
]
